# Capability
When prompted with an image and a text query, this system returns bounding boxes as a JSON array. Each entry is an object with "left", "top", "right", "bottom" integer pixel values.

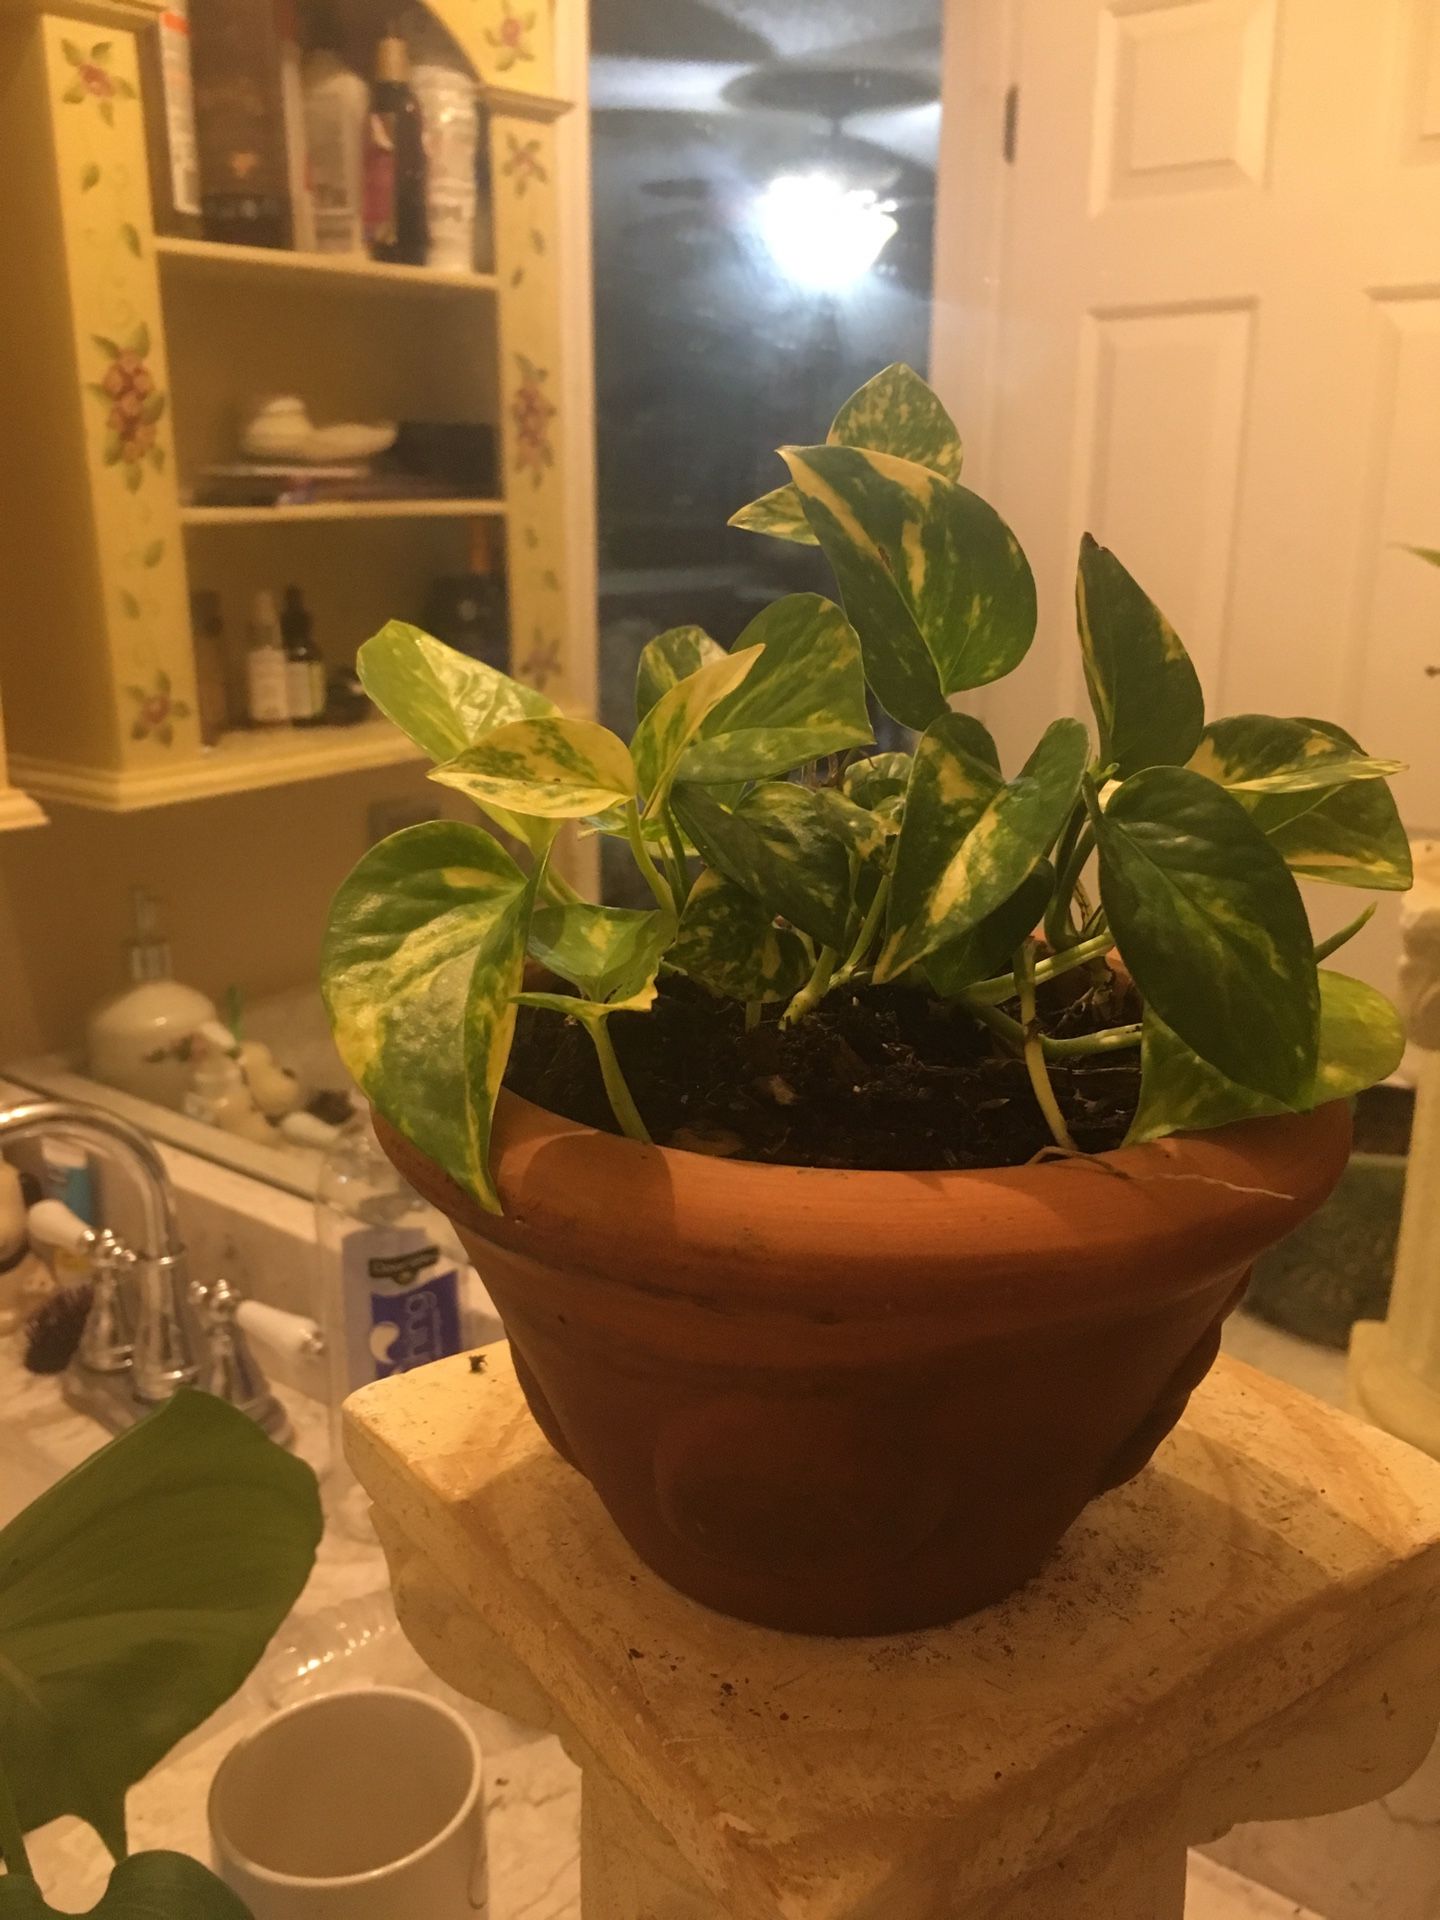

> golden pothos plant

[{"left": 322, "top": 365, "right": 1411, "bottom": 1212}]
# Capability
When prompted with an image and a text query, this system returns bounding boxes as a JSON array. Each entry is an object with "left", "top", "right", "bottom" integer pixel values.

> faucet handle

[
  {"left": 29, "top": 1200, "right": 134, "bottom": 1376},
  {"left": 189, "top": 1277, "right": 293, "bottom": 1446},
  {"left": 30, "top": 1198, "right": 104, "bottom": 1257}
]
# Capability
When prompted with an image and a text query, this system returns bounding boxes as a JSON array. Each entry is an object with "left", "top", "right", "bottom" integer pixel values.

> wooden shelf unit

[{"left": 0, "top": 0, "right": 580, "bottom": 812}]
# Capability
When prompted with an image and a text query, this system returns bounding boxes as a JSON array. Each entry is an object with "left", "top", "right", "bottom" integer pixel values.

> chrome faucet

[{"left": 0, "top": 1098, "right": 199, "bottom": 1405}]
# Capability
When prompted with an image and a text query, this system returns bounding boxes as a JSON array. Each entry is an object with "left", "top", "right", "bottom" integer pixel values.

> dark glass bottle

[
  {"left": 280, "top": 586, "right": 326, "bottom": 727},
  {"left": 364, "top": 34, "right": 428, "bottom": 266}
]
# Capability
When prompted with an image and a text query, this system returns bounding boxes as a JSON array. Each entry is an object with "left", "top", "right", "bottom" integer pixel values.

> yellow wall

[{"left": 0, "top": 765, "right": 435, "bottom": 1060}]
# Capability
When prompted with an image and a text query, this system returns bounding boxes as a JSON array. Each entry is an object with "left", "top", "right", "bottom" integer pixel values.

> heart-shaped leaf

[
  {"left": 1127, "top": 970, "right": 1404, "bottom": 1143},
  {"left": 673, "top": 782, "right": 855, "bottom": 950},
  {"left": 1189, "top": 715, "right": 1403, "bottom": 794},
  {"left": 358, "top": 621, "right": 557, "bottom": 762},
  {"left": 877, "top": 717, "right": 1088, "bottom": 981},
  {"left": 322, "top": 822, "right": 533, "bottom": 1209},
  {"left": 669, "top": 871, "right": 812, "bottom": 1003},
  {"left": 842, "top": 750, "right": 915, "bottom": 825},
  {"left": 431, "top": 717, "right": 637, "bottom": 819},
  {"left": 635, "top": 625, "right": 728, "bottom": 721},
  {"left": 781, "top": 444, "right": 1037, "bottom": 728},
  {"left": 631, "top": 647, "right": 762, "bottom": 813},
  {"left": 1094, "top": 765, "right": 1319, "bottom": 1103},
  {"left": 679, "top": 595, "right": 872, "bottom": 783},
  {"left": 1077, "top": 536, "right": 1204, "bottom": 776},
  {"left": 924, "top": 864, "right": 1055, "bottom": 998},
  {"left": 728, "top": 482, "right": 820, "bottom": 545},
  {"left": 0, "top": 1391, "right": 319, "bottom": 1859},
  {"left": 528, "top": 902, "right": 672, "bottom": 1004},
  {"left": 0, "top": 1850, "right": 252, "bottom": 1918}
]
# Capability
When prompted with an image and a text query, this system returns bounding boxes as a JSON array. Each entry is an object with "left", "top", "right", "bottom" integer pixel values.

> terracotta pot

[{"left": 377, "top": 1094, "right": 1351, "bottom": 1636}]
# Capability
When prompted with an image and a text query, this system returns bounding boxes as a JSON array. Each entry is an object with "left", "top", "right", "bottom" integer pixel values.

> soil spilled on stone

[{"left": 506, "top": 966, "right": 1142, "bottom": 1172}]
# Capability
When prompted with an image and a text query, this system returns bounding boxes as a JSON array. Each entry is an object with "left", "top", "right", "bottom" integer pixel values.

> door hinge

[{"left": 1003, "top": 83, "right": 1019, "bottom": 163}]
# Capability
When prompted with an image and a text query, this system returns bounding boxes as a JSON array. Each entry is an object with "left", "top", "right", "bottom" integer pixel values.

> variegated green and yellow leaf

[
  {"left": 843, "top": 751, "right": 915, "bottom": 824},
  {"left": 781, "top": 444, "right": 1036, "bottom": 728},
  {"left": 320, "top": 822, "right": 532, "bottom": 1211},
  {"left": 358, "top": 621, "right": 557, "bottom": 761},
  {"left": 924, "top": 865, "right": 1054, "bottom": 999},
  {"left": 679, "top": 594, "right": 872, "bottom": 783},
  {"left": 1126, "top": 971, "right": 1404, "bottom": 1144},
  {"left": 1188, "top": 715, "right": 1403, "bottom": 794},
  {"left": 527, "top": 902, "right": 673, "bottom": 1005},
  {"left": 877, "top": 717, "right": 1087, "bottom": 982},
  {"left": 1077, "top": 536, "right": 1204, "bottom": 776},
  {"left": 635, "top": 625, "right": 728, "bottom": 721},
  {"left": 728, "top": 482, "right": 820, "bottom": 546},
  {"left": 431, "top": 717, "right": 637, "bottom": 819},
  {"left": 1094, "top": 765, "right": 1319, "bottom": 1105},
  {"left": 668, "top": 870, "right": 812, "bottom": 1003},
  {"left": 672, "top": 781, "right": 854, "bottom": 951},
  {"left": 631, "top": 645, "right": 762, "bottom": 813},
  {"left": 513, "top": 984, "right": 659, "bottom": 1024}
]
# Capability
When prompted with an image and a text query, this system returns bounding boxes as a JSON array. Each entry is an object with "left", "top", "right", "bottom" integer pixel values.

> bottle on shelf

[
  {"left": 281, "top": 586, "right": 326, "bottom": 728},
  {"left": 405, "top": 9, "right": 479, "bottom": 275},
  {"left": 246, "top": 589, "right": 290, "bottom": 727},
  {"left": 302, "top": 9, "right": 368, "bottom": 256},
  {"left": 189, "top": 0, "right": 294, "bottom": 248},
  {"left": 364, "top": 30, "right": 428, "bottom": 266},
  {"left": 190, "top": 588, "right": 230, "bottom": 746},
  {"left": 276, "top": 0, "right": 316, "bottom": 252},
  {"left": 138, "top": 1, "right": 202, "bottom": 240},
  {"left": 421, "top": 518, "right": 508, "bottom": 670}
]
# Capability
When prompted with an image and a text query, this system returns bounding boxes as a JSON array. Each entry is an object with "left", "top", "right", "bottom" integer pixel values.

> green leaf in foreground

[
  {"left": 1189, "top": 714, "right": 1403, "bottom": 794},
  {"left": 1094, "top": 765, "right": 1319, "bottom": 1104},
  {"left": 669, "top": 870, "right": 811, "bottom": 1002},
  {"left": 635, "top": 625, "right": 727, "bottom": 721},
  {"left": 321, "top": 822, "right": 532, "bottom": 1208},
  {"left": 0, "top": 1391, "right": 319, "bottom": 1857},
  {"left": 631, "top": 646, "right": 762, "bottom": 812},
  {"left": 528, "top": 902, "right": 672, "bottom": 1004},
  {"left": 358, "top": 620, "right": 556, "bottom": 762},
  {"left": 728, "top": 481, "right": 820, "bottom": 545},
  {"left": 1076, "top": 535, "right": 1204, "bottom": 776},
  {"left": 1127, "top": 971, "right": 1404, "bottom": 1143},
  {"left": 0, "top": 1850, "right": 252, "bottom": 1918},
  {"left": 672, "top": 782, "right": 854, "bottom": 950},
  {"left": 877, "top": 716, "right": 1088, "bottom": 981},
  {"left": 431, "top": 717, "right": 637, "bottom": 819},
  {"left": 924, "top": 864, "right": 1054, "bottom": 998}
]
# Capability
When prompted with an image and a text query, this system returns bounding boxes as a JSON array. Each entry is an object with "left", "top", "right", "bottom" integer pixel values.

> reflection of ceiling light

[{"left": 753, "top": 173, "right": 898, "bottom": 291}]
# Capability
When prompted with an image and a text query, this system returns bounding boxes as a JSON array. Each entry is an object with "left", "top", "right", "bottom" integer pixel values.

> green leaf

[
  {"left": 430, "top": 716, "right": 637, "bottom": 820},
  {"left": 79, "top": 162, "right": 100, "bottom": 191},
  {"left": 1189, "top": 714, "right": 1403, "bottom": 794},
  {"left": 1127, "top": 971, "right": 1404, "bottom": 1144},
  {"left": 123, "top": 463, "right": 142, "bottom": 493},
  {"left": 635, "top": 624, "right": 727, "bottom": 721},
  {"left": 0, "top": 1391, "right": 319, "bottom": 1857},
  {"left": 673, "top": 782, "right": 855, "bottom": 950},
  {"left": 1094, "top": 765, "right": 1319, "bottom": 1103},
  {"left": 61, "top": 37, "right": 84, "bottom": 63},
  {"left": 140, "top": 538, "right": 164, "bottom": 567},
  {"left": 513, "top": 984, "right": 657, "bottom": 1024},
  {"left": 321, "top": 822, "right": 532, "bottom": 1210},
  {"left": 118, "top": 589, "right": 140, "bottom": 619},
  {"left": 842, "top": 750, "right": 914, "bottom": 823},
  {"left": 679, "top": 595, "right": 872, "bottom": 783},
  {"left": 781, "top": 444, "right": 1036, "bottom": 728},
  {"left": 669, "top": 870, "right": 812, "bottom": 1003},
  {"left": 876, "top": 717, "right": 1088, "bottom": 981},
  {"left": 358, "top": 621, "right": 557, "bottom": 763},
  {"left": 138, "top": 391, "right": 165, "bottom": 425},
  {"left": 92, "top": 335, "right": 120, "bottom": 358},
  {"left": 728, "top": 481, "right": 820, "bottom": 546},
  {"left": 126, "top": 321, "right": 149, "bottom": 357},
  {"left": 89, "top": 41, "right": 113, "bottom": 66},
  {"left": 120, "top": 222, "right": 141, "bottom": 258},
  {"left": 924, "top": 864, "right": 1054, "bottom": 998},
  {"left": 0, "top": 1850, "right": 252, "bottom": 1918},
  {"left": 1191, "top": 717, "right": 1413, "bottom": 890},
  {"left": 1076, "top": 535, "right": 1204, "bottom": 775},
  {"left": 528, "top": 902, "right": 672, "bottom": 1004},
  {"left": 1405, "top": 545, "right": 1440, "bottom": 567},
  {"left": 631, "top": 645, "right": 762, "bottom": 814}
]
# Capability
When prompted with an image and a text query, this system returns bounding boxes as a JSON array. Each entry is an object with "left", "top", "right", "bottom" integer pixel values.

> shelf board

[
  {"left": 0, "top": 786, "right": 45, "bottom": 831},
  {"left": 156, "top": 235, "right": 500, "bottom": 298},
  {"left": 182, "top": 498, "right": 506, "bottom": 528},
  {"left": 10, "top": 718, "right": 425, "bottom": 812}
]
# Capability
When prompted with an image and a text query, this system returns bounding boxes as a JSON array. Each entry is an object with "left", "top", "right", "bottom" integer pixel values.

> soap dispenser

[{"left": 86, "top": 889, "right": 218, "bottom": 1110}]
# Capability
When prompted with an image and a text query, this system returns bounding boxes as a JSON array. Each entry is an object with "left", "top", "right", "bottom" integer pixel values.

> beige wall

[{"left": 0, "top": 763, "right": 437, "bottom": 1062}]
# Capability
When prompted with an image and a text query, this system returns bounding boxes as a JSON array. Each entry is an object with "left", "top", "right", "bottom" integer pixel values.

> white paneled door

[{"left": 933, "top": 0, "right": 1440, "bottom": 986}]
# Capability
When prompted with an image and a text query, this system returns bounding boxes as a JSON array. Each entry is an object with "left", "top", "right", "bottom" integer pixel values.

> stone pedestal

[{"left": 345, "top": 1347, "right": 1440, "bottom": 1920}]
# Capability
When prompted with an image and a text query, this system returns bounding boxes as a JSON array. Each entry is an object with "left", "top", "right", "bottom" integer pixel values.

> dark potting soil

[{"left": 506, "top": 968, "right": 1143, "bottom": 1172}]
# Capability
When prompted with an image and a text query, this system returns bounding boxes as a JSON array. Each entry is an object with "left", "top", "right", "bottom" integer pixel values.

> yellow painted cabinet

[{"left": 0, "top": 0, "right": 583, "bottom": 810}]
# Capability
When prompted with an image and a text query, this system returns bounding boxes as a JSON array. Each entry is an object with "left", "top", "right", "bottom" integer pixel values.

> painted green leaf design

[
  {"left": 781, "top": 444, "right": 1037, "bottom": 728},
  {"left": 528, "top": 902, "right": 672, "bottom": 1004},
  {"left": 635, "top": 624, "right": 727, "bottom": 721},
  {"left": 79, "top": 161, "right": 100, "bottom": 192},
  {"left": 358, "top": 621, "right": 557, "bottom": 763},
  {"left": 1094, "top": 765, "right": 1319, "bottom": 1104},
  {"left": 728, "top": 481, "right": 820, "bottom": 546},
  {"left": 1076, "top": 535, "right": 1204, "bottom": 775},
  {"left": 679, "top": 594, "right": 872, "bottom": 783},
  {"left": 669, "top": 870, "right": 811, "bottom": 1003},
  {"left": 924, "top": 864, "right": 1054, "bottom": 998},
  {"left": 877, "top": 716, "right": 1088, "bottom": 981},
  {"left": 140, "top": 538, "right": 164, "bottom": 567},
  {"left": 0, "top": 1849, "right": 252, "bottom": 1917},
  {"left": 431, "top": 716, "right": 637, "bottom": 819},
  {"left": 61, "top": 37, "right": 84, "bottom": 63},
  {"left": 120, "top": 222, "right": 141, "bottom": 258},
  {"left": 1127, "top": 971, "right": 1404, "bottom": 1144},
  {"left": 321, "top": 822, "right": 532, "bottom": 1210},
  {"left": 631, "top": 645, "right": 762, "bottom": 814},
  {"left": 126, "top": 321, "right": 149, "bottom": 357},
  {"left": 0, "top": 1390, "right": 319, "bottom": 1858},
  {"left": 673, "top": 782, "right": 855, "bottom": 950},
  {"left": 1191, "top": 717, "right": 1412, "bottom": 890},
  {"left": 118, "top": 589, "right": 140, "bottom": 619},
  {"left": 1406, "top": 545, "right": 1440, "bottom": 567}
]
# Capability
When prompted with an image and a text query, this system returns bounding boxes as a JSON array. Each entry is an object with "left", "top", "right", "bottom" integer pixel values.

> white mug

[{"left": 208, "top": 1686, "right": 487, "bottom": 1919}]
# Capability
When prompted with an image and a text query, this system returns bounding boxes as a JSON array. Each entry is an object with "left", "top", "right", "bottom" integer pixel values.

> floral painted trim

[
  {"left": 519, "top": 628, "right": 561, "bottom": 691},
  {"left": 501, "top": 134, "right": 548, "bottom": 195},
  {"left": 89, "top": 325, "right": 167, "bottom": 494},
  {"left": 511, "top": 354, "right": 557, "bottom": 485},
  {"left": 60, "top": 38, "right": 136, "bottom": 125},
  {"left": 126, "top": 669, "right": 190, "bottom": 746},
  {"left": 485, "top": 2, "right": 536, "bottom": 72}
]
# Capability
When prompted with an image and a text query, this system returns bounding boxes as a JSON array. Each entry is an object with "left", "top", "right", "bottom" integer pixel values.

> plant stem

[
  {"left": 1016, "top": 941, "right": 1078, "bottom": 1152},
  {"left": 967, "top": 930, "right": 1113, "bottom": 1007},
  {"left": 587, "top": 1019, "right": 653, "bottom": 1145},
  {"left": 0, "top": 1757, "right": 33, "bottom": 1881},
  {"left": 541, "top": 865, "right": 585, "bottom": 907},
  {"left": 663, "top": 811, "right": 693, "bottom": 912},
  {"left": 1314, "top": 903, "right": 1377, "bottom": 964},
  {"left": 1044, "top": 1023, "right": 1142, "bottom": 1057},
  {"left": 783, "top": 945, "right": 838, "bottom": 1026},
  {"left": 624, "top": 804, "right": 677, "bottom": 916},
  {"left": 744, "top": 999, "right": 762, "bottom": 1033},
  {"left": 834, "top": 873, "right": 892, "bottom": 984},
  {"left": 1044, "top": 826, "right": 1097, "bottom": 952}
]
